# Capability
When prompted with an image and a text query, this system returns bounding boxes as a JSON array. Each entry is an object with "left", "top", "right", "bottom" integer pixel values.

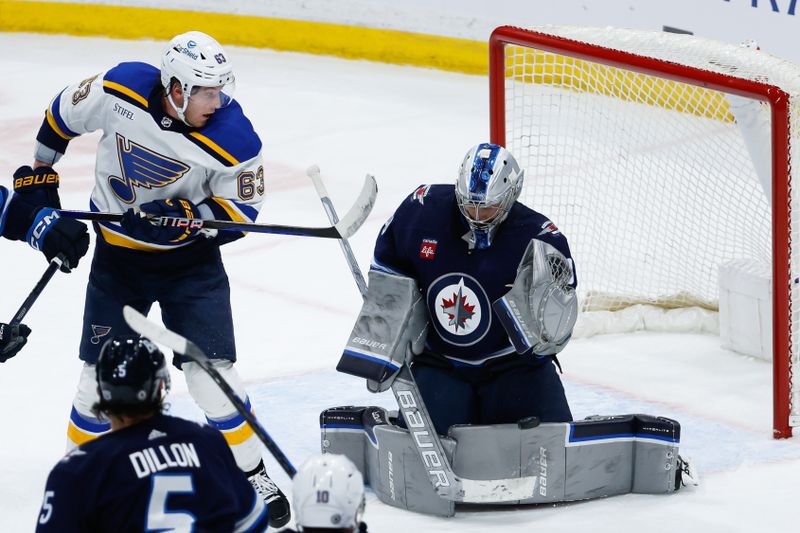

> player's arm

[
  {"left": 369, "top": 189, "right": 422, "bottom": 277},
  {"left": 200, "top": 154, "right": 266, "bottom": 245}
]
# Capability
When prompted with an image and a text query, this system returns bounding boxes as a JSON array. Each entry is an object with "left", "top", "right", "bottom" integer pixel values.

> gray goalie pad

[
  {"left": 494, "top": 238, "right": 578, "bottom": 355},
  {"left": 321, "top": 407, "right": 683, "bottom": 517},
  {"left": 337, "top": 270, "right": 428, "bottom": 392}
]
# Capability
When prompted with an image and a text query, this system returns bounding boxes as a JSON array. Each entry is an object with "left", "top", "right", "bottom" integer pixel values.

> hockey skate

[
  {"left": 675, "top": 455, "right": 700, "bottom": 489},
  {"left": 247, "top": 461, "right": 291, "bottom": 528}
]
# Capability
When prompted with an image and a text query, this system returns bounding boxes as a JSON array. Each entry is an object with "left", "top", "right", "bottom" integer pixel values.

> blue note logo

[
  {"left": 426, "top": 273, "right": 491, "bottom": 346},
  {"left": 109, "top": 134, "right": 190, "bottom": 203}
]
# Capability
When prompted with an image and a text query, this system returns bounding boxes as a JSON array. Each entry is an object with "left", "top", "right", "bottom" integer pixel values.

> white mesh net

[{"left": 492, "top": 26, "right": 800, "bottom": 434}]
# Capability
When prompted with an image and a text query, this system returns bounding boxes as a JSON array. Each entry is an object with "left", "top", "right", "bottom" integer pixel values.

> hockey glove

[
  {"left": 0, "top": 323, "right": 32, "bottom": 363},
  {"left": 121, "top": 198, "right": 202, "bottom": 244},
  {"left": 26, "top": 208, "right": 89, "bottom": 272},
  {"left": 13, "top": 165, "right": 61, "bottom": 209}
]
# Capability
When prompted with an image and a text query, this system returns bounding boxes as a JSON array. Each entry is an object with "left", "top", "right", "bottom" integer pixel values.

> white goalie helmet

[
  {"left": 160, "top": 31, "right": 236, "bottom": 124},
  {"left": 456, "top": 143, "right": 525, "bottom": 249},
  {"left": 292, "top": 454, "right": 365, "bottom": 531}
]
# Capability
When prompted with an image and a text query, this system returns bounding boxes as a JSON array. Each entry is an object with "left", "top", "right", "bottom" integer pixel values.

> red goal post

[{"left": 489, "top": 25, "right": 795, "bottom": 438}]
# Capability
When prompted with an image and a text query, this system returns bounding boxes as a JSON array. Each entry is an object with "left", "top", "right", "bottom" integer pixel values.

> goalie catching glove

[
  {"left": 493, "top": 238, "right": 577, "bottom": 355},
  {"left": 337, "top": 270, "right": 428, "bottom": 392}
]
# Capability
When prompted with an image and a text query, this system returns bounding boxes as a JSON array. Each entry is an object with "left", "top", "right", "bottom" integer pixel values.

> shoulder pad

[
  {"left": 103, "top": 62, "right": 160, "bottom": 110},
  {"left": 187, "top": 101, "right": 262, "bottom": 167}
]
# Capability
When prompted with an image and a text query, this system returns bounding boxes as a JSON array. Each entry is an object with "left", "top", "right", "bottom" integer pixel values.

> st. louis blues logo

[
  {"left": 108, "top": 133, "right": 190, "bottom": 203},
  {"left": 426, "top": 273, "right": 491, "bottom": 346}
]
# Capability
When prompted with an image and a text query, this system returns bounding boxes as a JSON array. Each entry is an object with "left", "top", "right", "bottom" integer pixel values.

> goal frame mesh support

[{"left": 488, "top": 25, "right": 793, "bottom": 439}]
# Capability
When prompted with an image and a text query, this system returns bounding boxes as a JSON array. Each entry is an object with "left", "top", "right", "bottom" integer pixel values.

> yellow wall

[{"left": 0, "top": 1, "right": 488, "bottom": 74}]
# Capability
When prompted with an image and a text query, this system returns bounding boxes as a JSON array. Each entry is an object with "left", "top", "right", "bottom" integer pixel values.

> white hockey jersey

[{"left": 40, "top": 61, "right": 265, "bottom": 252}]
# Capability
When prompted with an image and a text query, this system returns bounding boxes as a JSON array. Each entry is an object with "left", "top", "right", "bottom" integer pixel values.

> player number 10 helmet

[
  {"left": 456, "top": 143, "right": 525, "bottom": 249},
  {"left": 292, "top": 454, "right": 366, "bottom": 530},
  {"left": 160, "top": 31, "right": 236, "bottom": 124}
]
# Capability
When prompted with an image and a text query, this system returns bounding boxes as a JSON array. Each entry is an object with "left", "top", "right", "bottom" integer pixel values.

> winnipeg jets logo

[
  {"left": 410, "top": 184, "right": 431, "bottom": 205},
  {"left": 440, "top": 282, "right": 476, "bottom": 332},
  {"left": 427, "top": 274, "right": 491, "bottom": 346},
  {"left": 538, "top": 220, "right": 561, "bottom": 237},
  {"left": 108, "top": 133, "right": 190, "bottom": 204}
]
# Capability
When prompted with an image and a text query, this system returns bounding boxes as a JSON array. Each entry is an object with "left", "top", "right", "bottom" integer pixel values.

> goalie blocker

[{"left": 320, "top": 407, "right": 693, "bottom": 516}]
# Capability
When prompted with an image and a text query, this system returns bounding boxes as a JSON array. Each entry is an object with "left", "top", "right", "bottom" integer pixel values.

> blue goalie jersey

[
  {"left": 36, "top": 414, "right": 269, "bottom": 533},
  {"left": 371, "top": 184, "right": 576, "bottom": 366}
]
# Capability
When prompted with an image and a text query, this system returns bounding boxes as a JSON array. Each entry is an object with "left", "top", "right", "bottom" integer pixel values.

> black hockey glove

[
  {"left": 26, "top": 208, "right": 90, "bottom": 272},
  {"left": 121, "top": 198, "right": 202, "bottom": 244},
  {"left": 0, "top": 323, "right": 32, "bottom": 363},
  {"left": 13, "top": 165, "right": 61, "bottom": 209}
]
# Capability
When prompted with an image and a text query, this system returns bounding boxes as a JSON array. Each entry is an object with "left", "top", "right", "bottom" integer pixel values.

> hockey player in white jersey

[
  {"left": 18, "top": 31, "right": 289, "bottom": 527},
  {"left": 280, "top": 454, "right": 368, "bottom": 533}
]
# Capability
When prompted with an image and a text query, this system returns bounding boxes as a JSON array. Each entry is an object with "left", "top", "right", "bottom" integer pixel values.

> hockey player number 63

[{"left": 146, "top": 474, "right": 195, "bottom": 532}]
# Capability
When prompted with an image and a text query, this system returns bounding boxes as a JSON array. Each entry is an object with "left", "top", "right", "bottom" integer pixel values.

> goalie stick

[
  {"left": 122, "top": 306, "right": 298, "bottom": 478},
  {"left": 307, "top": 166, "right": 369, "bottom": 297},
  {"left": 10, "top": 255, "right": 64, "bottom": 326},
  {"left": 60, "top": 174, "right": 378, "bottom": 240},
  {"left": 310, "top": 170, "right": 537, "bottom": 502}
]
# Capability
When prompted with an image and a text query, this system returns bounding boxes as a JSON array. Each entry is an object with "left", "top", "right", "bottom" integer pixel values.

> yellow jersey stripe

[
  {"left": 46, "top": 108, "right": 73, "bottom": 140},
  {"left": 103, "top": 80, "right": 149, "bottom": 108},
  {"left": 189, "top": 132, "right": 240, "bottom": 166},
  {"left": 67, "top": 421, "right": 104, "bottom": 446},
  {"left": 219, "top": 421, "right": 256, "bottom": 446},
  {"left": 212, "top": 197, "right": 248, "bottom": 223},
  {"left": 98, "top": 225, "right": 173, "bottom": 252}
]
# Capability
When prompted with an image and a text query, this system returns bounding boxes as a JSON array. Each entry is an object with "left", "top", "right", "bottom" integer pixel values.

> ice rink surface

[{"left": 0, "top": 33, "right": 798, "bottom": 532}]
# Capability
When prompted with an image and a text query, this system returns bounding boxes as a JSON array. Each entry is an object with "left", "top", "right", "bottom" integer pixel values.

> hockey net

[{"left": 489, "top": 26, "right": 799, "bottom": 438}]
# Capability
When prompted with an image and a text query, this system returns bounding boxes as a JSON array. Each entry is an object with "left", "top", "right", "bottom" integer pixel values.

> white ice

[{"left": 0, "top": 34, "right": 798, "bottom": 532}]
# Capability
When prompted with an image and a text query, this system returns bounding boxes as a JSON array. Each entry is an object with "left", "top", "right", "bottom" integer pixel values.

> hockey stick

[
  {"left": 313, "top": 174, "right": 536, "bottom": 502},
  {"left": 59, "top": 174, "right": 377, "bottom": 240},
  {"left": 307, "top": 165, "right": 369, "bottom": 298},
  {"left": 10, "top": 254, "right": 65, "bottom": 325},
  {"left": 122, "top": 306, "right": 298, "bottom": 478}
]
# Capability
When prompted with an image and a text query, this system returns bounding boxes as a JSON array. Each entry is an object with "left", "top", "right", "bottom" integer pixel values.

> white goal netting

[{"left": 490, "top": 26, "right": 800, "bottom": 436}]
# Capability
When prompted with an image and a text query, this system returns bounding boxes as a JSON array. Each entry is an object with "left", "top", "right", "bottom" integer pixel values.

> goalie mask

[
  {"left": 456, "top": 143, "right": 525, "bottom": 249},
  {"left": 293, "top": 454, "right": 366, "bottom": 530},
  {"left": 161, "top": 31, "right": 236, "bottom": 126},
  {"left": 96, "top": 335, "right": 171, "bottom": 409}
]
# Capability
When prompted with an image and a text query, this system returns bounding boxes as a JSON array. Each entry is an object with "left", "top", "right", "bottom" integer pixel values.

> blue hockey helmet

[
  {"left": 455, "top": 143, "right": 524, "bottom": 248},
  {"left": 96, "top": 335, "right": 171, "bottom": 408}
]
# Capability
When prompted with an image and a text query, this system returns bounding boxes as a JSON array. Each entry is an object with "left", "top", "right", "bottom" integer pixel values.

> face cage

[{"left": 456, "top": 191, "right": 516, "bottom": 231}]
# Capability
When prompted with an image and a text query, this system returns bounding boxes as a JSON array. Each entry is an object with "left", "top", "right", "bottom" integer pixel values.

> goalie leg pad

[
  {"left": 321, "top": 408, "right": 682, "bottom": 515},
  {"left": 337, "top": 270, "right": 428, "bottom": 392},
  {"left": 184, "top": 360, "right": 262, "bottom": 472}
]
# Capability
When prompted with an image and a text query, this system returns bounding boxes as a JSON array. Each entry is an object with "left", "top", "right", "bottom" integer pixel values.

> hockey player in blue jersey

[
  {"left": 19, "top": 30, "right": 289, "bottom": 525},
  {"left": 0, "top": 184, "right": 89, "bottom": 362},
  {"left": 279, "top": 454, "right": 368, "bottom": 533},
  {"left": 36, "top": 335, "right": 270, "bottom": 533},
  {"left": 368, "top": 143, "right": 578, "bottom": 435}
]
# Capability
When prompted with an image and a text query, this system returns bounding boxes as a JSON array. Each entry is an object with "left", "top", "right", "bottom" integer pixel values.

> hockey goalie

[{"left": 323, "top": 143, "right": 697, "bottom": 516}]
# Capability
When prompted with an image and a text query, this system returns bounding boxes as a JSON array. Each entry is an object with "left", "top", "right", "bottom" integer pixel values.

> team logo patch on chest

[
  {"left": 108, "top": 133, "right": 190, "bottom": 203},
  {"left": 419, "top": 239, "right": 438, "bottom": 260},
  {"left": 426, "top": 273, "right": 492, "bottom": 346}
]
